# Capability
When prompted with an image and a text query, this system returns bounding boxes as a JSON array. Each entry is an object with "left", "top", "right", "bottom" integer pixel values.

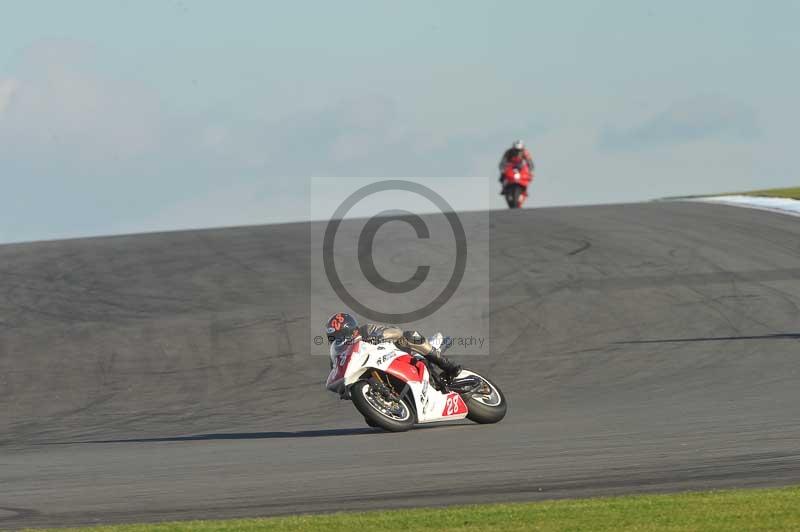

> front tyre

[
  {"left": 462, "top": 370, "right": 507, "bottom": 424},
  {"left": 506, "top": 185, "right": 521, "bottom": 209},
  {"left": 351, "top": 380, "right": 415, "bottom": 432}
]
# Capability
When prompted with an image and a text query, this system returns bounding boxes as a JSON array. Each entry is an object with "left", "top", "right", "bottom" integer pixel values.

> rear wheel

[
  {"left": 351, "top": 380, "right": 415, "bottom": 432},
  {"left": 462, "top": 370, "right": 507, "bottom": 424}
]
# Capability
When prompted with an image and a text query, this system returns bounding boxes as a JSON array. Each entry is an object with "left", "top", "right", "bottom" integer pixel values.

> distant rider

[
  {"left": 499, "top": 139, "right": 534, "bottom": 172},
  {"left": 498, "top": 139, "right": 534, "bottom": 187},
  {"left": 325, "top": 312, "right": 462, "bottom": 380}
]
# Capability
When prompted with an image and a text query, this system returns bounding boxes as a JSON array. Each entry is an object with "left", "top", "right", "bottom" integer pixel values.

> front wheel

[
  {"left": 461, "top": 370, "right": 507, "bottom": 424},
  {"left": 506, "top": 185, "right": 521, "bottom": 209},
  {"left": 351, "top": 380, "right": 415, "bottom": 432}
]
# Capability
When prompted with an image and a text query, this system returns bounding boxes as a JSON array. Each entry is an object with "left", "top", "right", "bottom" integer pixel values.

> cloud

[
  {"left": 0, "top": 39, "right": 548, "bottom": 243},
  {"left": 192, "top": 93, "right": 529, "bottom": 179},
  {"left": 109, "top": 182, "right": 307, "bottom": 237},
  {"left": 598, "top": 95, "right": 760, "bottom": 151},
  {"left": 0, "top": 40, "right": 165, "bottom": 172},
  {"left": 0, "top": 79, "right": 18, "bottom": 115},
  {"left": 1, "top": 40, "right": 544, "bottom": 182}
]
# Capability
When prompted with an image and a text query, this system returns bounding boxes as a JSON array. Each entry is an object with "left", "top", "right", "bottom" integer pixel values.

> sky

[{"left": 0, "top": 0, "right": 798, "bottom": 244}]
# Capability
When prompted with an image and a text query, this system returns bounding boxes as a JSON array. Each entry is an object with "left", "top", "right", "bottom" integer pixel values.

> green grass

[
  {"left": 665, "top": 186, "right": 800, "bottom": 200},
  {"left": 740, "top": 186, "right": 800, "bottom": 200},
  {"left": 27, "top": 485, "right": 800, "bottom": 532}
]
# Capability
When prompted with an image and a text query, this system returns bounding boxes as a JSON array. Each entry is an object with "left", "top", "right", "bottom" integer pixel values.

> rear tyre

[
  {"left": 351, "top": 380, "right": 415, "bottom": 432},
  {"left": 462, "top": 370, "right": 507, "bottom": 424}
]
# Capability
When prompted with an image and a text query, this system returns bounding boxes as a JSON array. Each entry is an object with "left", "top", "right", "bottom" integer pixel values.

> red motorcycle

[{"left": 500, "top": 159, "right": 533, "bottom": 209}]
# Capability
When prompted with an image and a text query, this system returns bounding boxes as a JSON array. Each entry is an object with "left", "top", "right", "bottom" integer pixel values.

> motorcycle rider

[
  {"left": 498, "top": 139, "right": 534, "bottom": 189},
  {"left": 325, "top": 312, "right": 462, "bottom": 380},
  {"left": 499, "top": 139, "right": 534, "bottom": 172}
]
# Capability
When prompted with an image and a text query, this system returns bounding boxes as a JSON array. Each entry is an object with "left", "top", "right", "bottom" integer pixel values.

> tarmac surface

[{"left": 1, "top": 201, "right": 799, "bottom": 528}]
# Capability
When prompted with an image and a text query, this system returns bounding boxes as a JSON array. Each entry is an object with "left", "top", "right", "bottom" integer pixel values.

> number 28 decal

[{"left": 445, "top": 395, "right": 461, "bottom": 416}]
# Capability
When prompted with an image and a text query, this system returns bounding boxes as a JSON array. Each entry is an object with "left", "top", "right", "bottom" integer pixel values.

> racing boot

[
  {"left": 429, "top": 347, "right": 462, "bottom": 381},
  {"left": 400, "top": 330, "right": 462, "bottom": 382}
]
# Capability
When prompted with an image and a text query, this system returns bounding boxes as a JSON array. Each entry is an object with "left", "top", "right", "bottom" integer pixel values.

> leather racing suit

[{"left": 358, "top": 323, "right": 461, "bottom": 378}]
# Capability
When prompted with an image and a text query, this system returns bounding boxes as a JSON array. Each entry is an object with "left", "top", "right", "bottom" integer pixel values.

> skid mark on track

[
  {"left": 616, "top": 332, "right": 800, "bottom": 344},
  {"left": 577, "top": 267, "right": 800, "bottom": 290},
  {"left": 0, "top": 506, "right": 40, "bottom": 521},
  {"left": 567, "top": 240, "right": 591, "bottom": 256}
]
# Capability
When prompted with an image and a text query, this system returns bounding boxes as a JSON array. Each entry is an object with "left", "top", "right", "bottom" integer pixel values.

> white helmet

[{"left": 512, "top": 139, "right": 524, "bottom": 150}]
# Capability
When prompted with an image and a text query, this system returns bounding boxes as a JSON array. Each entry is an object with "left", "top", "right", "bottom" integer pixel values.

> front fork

[
  {"left": 368, "top": 370, "right": 401, "bottom": 401},
  {"left": 340, "top": 371, "right": 394, "bottom": 401}
]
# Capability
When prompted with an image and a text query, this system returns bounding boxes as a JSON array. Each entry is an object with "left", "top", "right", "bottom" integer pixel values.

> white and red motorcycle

[{"left": 325, "top": 333, "right": 507, "bottom": 431}]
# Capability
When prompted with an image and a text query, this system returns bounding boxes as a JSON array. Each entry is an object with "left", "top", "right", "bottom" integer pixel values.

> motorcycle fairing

[{"left": 326, "top": 340, "right": 469, "bottom": 423}]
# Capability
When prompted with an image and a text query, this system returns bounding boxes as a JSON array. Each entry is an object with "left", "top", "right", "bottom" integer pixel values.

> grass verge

[
  {"left": 665, "top": 186, "right": 800, "bottom": 200},
  {"left": 27, "top": 485, "right": 800, "bottom": 532},
  {"left": 739, "top": 186, "right": 800, "bottom": 199}
]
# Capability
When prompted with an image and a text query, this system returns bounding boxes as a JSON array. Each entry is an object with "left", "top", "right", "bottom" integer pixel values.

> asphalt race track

[{"left": 1, "top": 201, "right": 799, "bottom": 528}]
